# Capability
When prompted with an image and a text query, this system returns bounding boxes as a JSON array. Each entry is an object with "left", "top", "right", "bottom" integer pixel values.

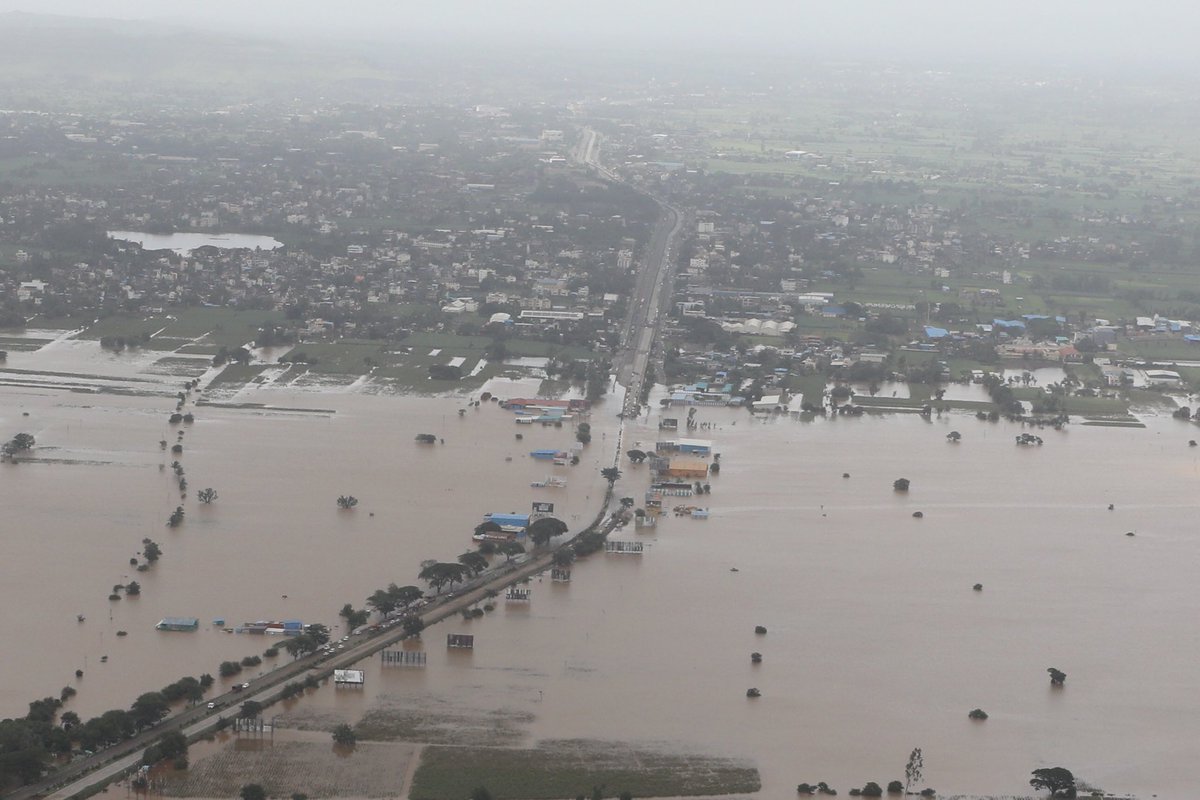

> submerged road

[
  {"left": 27, "top": 128, "right": 676, "bottom": 800},
  {"left": 34, "top": 504, "right": 622, "bottom": 800}
]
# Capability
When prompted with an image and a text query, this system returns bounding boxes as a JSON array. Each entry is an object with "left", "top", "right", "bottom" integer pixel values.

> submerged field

[
  {"left": 164, "top": 739, "right": 417, "bottom": 798},
  {"left": 409, "top": 739, "right": 762, "bottom": 800}
]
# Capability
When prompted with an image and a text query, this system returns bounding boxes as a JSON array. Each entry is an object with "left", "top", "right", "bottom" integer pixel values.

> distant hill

[{"left": 0, "top": 12, "right": 401, "bottom": 105}]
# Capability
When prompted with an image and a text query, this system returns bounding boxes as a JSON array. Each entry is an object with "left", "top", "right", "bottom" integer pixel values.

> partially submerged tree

[
  {"left": 336, "top": 495, "right": 358, "bottom": 510},
  {"left": 499, "top": 540, "right": 526, "bottom": 562},
  {"left": 3, "top": 432, "right": 35, "bottom": 457},
  {"left": 331, "top": 723, "right": 357, "bottom": 747},
  {"left": 142, "top": 539, "right": 162, "bottom": 563},
  {"left": 904, "top": 748, "right": 924, "bottom": 796},
  {"left": 339, "top": 604, "right": 369, "bottom": 630},
  {"left": 458, "top": 551, "right": 489, "bottom": 576},
  {"left": 1029, "top": 767, "right": 1076, "bottom": 797},
  {"left": 474, "top": 520, "right": 503, "bottom": 537},
  {"left": 418, "top": 561, "right": 471, "bottom": 593},
  {"left": 527, "top": 516, "right": 568, "bottom": 547},
  {"left": 401, "top": 615, "right": 425, "bottom": 637}
]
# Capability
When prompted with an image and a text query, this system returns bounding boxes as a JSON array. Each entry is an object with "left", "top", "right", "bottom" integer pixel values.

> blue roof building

[{"left": 485, "top": 513, "right": 530, "bottom": 530}]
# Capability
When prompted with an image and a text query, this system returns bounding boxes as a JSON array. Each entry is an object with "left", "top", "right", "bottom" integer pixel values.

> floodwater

[
  {"left": 107, "top": 231, "right": 283, "bottom": 255},
  {"left": 5, "top": 343, "right": 1200, "bottom": 798},
  {"left": 0, "top": 340, "right": 614, "bottom": 720}
]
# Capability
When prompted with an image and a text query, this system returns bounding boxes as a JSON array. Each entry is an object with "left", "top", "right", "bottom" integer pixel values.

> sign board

[
  {"left": 333, "top": 669, "right": 365, "bottom": 685},
  {"left": 381, "top": 649, "right": 426, "bottom": 667},
  {"left": 532, "top": 501, "right": 555, "bottom": 514}
]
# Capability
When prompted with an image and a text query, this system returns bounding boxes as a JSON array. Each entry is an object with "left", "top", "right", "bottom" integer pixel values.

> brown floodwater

[{"left": 4, "top": 343, "right": 1200, "bottom": 798}]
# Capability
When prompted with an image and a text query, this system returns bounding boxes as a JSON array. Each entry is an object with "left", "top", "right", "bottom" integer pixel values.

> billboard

[{"left": 532, "top": 501, "right": 555, "bottom": 514}]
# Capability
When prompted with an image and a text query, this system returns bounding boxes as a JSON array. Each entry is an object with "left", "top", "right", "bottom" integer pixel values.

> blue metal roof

[{"left": 486, "top": 513, "right": 530, "bottom": 526}]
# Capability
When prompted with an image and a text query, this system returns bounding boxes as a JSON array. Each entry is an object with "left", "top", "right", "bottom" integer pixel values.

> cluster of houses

[{"left": 0, "top": 105, "right": 645, "bottom": 351}]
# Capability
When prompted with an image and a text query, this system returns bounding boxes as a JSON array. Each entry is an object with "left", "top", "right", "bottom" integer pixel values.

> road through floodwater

[{"left": 5, "top": 346, "right": 1200, "bottom": 797}]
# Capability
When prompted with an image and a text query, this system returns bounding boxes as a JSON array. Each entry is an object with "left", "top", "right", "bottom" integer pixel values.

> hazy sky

[{"left": 0, "top": 0, "right": 1195, "bottom": 68}]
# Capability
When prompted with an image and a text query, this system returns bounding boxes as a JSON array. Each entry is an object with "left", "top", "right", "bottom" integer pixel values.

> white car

[{"left": 206, "top": 701, "right": 217, "bottom": 710}]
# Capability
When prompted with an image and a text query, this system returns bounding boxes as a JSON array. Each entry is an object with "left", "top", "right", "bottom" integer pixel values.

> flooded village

[
  {"left": 5, "top": 8, "right": 1200, "bottom": 800},
  {"left": 4, "top": 330, "right": 1200, "bottom": 799}
]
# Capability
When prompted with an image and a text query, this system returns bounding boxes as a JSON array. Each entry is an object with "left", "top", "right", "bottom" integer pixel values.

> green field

[
  {"left": 207, "top": 364, "right": 270, "bottom": 386},
  {"left": 1121, "top": 338, "right": 1200, "bottom": 362},
  {"left": 78, "top": 307, "right": 285, "bottom": 349},
  {"left": 273, "top": 332, "right": 597, "bottom": 392}
]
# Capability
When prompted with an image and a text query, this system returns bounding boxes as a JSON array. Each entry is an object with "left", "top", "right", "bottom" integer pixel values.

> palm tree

[
  {"left": 600, "top": 466, "right": 621, "bottom": 485},
  {"left": 197, "top": 488, "right": 218, "bottom": 504}
]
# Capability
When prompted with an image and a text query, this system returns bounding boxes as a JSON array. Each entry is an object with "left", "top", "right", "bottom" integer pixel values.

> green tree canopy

[{"left": 1029, "top": 767, "right": 1075, "bottom": 797}]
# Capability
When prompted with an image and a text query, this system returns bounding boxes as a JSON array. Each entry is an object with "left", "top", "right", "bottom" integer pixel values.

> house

[
  {"left": 1058, "top": 345, "right": 1083, "bottom": 363},
  {"left": 156, "top": 617, "right": 200, "bottom": 632},
  {"left": 663, "top": 458, "right": 708, "bottom": 479},
  {"left": 655, "top": 438, "right": 713, "bottom": 456},
  {"left": 1144, "top": 370, "right": 1182, "bottom": 387},
  {"left": 1101, "top": 366, "right": 1129, "bottom": 387},
  {"left": 752, "top": 394, "right": 786, "bottom": 413},
  {"left": 519, "top": 309, "right": 585, "bottom": 323},
  {"left": 441, "top": 298, "right": 478, "bottom": 314},
  {"left": 504, "top": 398, "right": 590, "bottom": 413}
]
